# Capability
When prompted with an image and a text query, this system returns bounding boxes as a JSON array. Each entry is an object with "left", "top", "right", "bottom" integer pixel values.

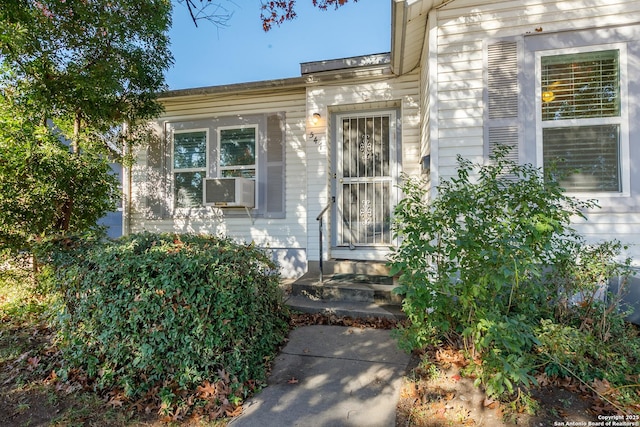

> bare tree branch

[
  {"left": 261, "top": 0, "right": 357, "bottom": 32},
  {"left": 176, "top": 0, "right": 235, "bottom": 28},
  {"left": 175, "top": 1, "right": 356, "bottom": 31}
]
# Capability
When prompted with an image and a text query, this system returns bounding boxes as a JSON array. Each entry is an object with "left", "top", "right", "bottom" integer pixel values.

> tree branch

[
  {"left": 184, "top": 0, "right": 199, "bottom": 28},
  {"left": 177, "top": 0, "right": 234, "bottom": 28},
  {"left": 260, "top": 0, "right": 357, "bottom": 32}
]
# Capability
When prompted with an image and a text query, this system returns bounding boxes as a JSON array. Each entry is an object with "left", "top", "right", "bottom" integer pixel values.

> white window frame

[
  {"left": 217, "top": 124, "right": 259, "bottom": 208},
  {"left": 217, "top": 124, "right": 258, "bottom": 178},
  {"left": 172, "top": 128, "right": 209, "bottom": 209},
  {"left": 535, "top": 43, "right": 629, "bottom": 198}
]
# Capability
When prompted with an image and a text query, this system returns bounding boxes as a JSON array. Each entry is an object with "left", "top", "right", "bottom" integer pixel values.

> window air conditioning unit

[{"left": 204, "top": 177, "right": 255, "bottom": 208}]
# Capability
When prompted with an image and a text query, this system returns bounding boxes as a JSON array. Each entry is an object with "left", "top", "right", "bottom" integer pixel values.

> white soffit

[
  {"left": 392, "top": 0, "right": 492, "bottom": 76},
  {"left": 391, "top": 0, "right": 437, "bottom": 76}
]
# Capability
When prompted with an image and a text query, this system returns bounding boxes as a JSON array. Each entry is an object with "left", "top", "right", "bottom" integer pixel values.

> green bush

[
  {"left": 389, "top": 146, "right": 638, "bottom": 403},
  {"left": 49, "top": 232, "right": 289, "bottom": 411}
]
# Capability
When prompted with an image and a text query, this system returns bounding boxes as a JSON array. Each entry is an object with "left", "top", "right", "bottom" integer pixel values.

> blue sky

[{"left": 166, "top": 1, "right": 391, "bottom": 90}]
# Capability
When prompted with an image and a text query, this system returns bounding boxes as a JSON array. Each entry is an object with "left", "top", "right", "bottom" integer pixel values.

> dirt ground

[
  {"left": 395, "top": 349, "right": 624, "bottom": 427},
  {"left": 1, "top": 313, "right": 636, "bottom": 426}
]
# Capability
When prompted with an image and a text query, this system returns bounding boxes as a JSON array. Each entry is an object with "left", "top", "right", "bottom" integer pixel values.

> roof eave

[
  {"left": 158, "top": 76, "right": 309, "bottom": 100},
  {"left": 391, "top": 0, "right": 409, "bottom": 75},
  {"left": 391, "top": 0, "right": 452, "bottom": 77},
  {"left": 159, "top": 62, "right": 393, "bottom": 102}
]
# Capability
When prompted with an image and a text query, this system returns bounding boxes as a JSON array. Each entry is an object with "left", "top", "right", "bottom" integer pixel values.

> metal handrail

[{"left": 316, "top": 200, "right": 333, "bottom": 283}]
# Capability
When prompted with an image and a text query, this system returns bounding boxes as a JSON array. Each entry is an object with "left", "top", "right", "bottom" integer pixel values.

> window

[
  {"left": 538, "top": 48, "right": 625, "bottom": 193},
  {"left": 218, "top": 126, "right": 257, "bottom": 178},
  {"left": 173, "top": 130, "right": 207, "bottom": 208},
  {"left": 161, "top": 113, "right": 285, "bottom": 219}
]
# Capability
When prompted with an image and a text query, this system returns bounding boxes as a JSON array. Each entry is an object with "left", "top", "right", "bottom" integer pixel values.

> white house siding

[
  {"left": 418, "top": 9, "right": 434, "bottom": 194},
  {"left": 129, "top": 88, "right": 309, "bottom": 278},
  {"left": 430, "top": 0, "right": 640, "bottom": 264},
  {"left": 306, "top": 71, "right": 421, "bottom": 261}
]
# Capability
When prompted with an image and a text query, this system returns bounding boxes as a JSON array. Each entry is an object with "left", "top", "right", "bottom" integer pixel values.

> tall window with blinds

[
  {"left": 173, "top": 130, "right": 207, "bottom": 208},
  {"left": 540, "top": 50, "right": 621, "bottom": 192}
]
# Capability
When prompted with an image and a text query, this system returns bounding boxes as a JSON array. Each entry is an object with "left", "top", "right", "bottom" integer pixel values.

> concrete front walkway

[{"left": 229, "top": 325, "right": 411, "bottom": 427}]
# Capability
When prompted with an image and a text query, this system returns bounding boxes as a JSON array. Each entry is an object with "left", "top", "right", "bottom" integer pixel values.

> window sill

[
  {"left": 566, "top": 190, "right": 630, "bottom": 200},
  {"left": 171, "top": 206, "right": 261, "bottom": 219}
]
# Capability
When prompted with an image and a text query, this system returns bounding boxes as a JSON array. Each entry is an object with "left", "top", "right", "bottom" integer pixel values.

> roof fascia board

[
  {"left": 159, "top": 76, "right": 308, "bottom": 100},
  {"left": 391, "top": 0, "right": 409, "bottom": 75},
  {"left": 300, "top": 53, "right": 390, "bottom": 74},
  {"left": 160, "top": 63, "right": 394, "bottom": 101}
]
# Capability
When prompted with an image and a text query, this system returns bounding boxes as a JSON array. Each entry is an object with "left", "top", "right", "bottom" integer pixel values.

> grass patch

[
  {"left": 0, "top": 261, "right": 53, "bottom": 363},
  {"left": 0, "top": 263, "right": 48, "bottom": 320}
]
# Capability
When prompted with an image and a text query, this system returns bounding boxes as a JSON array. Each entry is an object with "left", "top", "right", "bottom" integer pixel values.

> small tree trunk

[
  {"left": 61, "top": 110, "right": 82, "bottom": 229},
  {"left": 72, "top": 110, "right": 82, "bottom": 155},
  {"left": 122, "top": 121, "right": 132, "bottom": 236},
  {"left": 57, "top": 197, "right": 74, "bottom": 232}
]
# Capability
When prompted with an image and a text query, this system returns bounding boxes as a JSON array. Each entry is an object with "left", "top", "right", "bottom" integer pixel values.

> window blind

[
  {"left": 541, "top": 50, "right": 620, "bottom": 121},
  {"left": 173, "top": 131, "right": 207, "bottom": 170},
  {"left": 543, "top": 124, "right": 620, "bottom": 192}
]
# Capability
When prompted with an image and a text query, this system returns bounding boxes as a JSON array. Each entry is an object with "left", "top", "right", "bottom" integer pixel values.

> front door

[{"left": 335, "top": 111, "right": 397, "bottom": 255}]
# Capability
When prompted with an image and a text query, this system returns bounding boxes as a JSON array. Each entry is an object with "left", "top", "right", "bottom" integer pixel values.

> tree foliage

[
  {"left": 0, "top": 91, "right": 117, "bottom": 255},
  {"left": 260, "top": 0, "right": 357, "bottom": 31},
  {"left": 0, "top": 0, "right": 172, "bottom": 150},
  {"left": 0, "top": 0, "right": 173, "bottom": 253}
]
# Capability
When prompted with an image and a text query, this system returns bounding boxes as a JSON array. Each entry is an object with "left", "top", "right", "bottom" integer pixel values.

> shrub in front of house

[
  {"left": 49, "top": 232, "right": 289, "bottom": 415},
  {"left": 389, "top": 146, "right": 639, "bottom": 410}
]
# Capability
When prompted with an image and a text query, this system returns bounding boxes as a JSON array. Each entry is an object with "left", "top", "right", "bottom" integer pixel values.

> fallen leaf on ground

[
  {"left": 225, "top": 405, "right": 242, "bottom": 417},
  {"left": 483, "top": 397, "right": 497, "bottom": 408},
  {"left": 108, "top": 397, "right": 125, "bottom": 408},
  {"left": 592, "top": 378, "right": 613, "bottom": 396},
  {"left": 197, "top": 380, "right": 217, "bottom": 398},
  {"left": 27, "top": 356, "right": 40, "bottom": 370}
]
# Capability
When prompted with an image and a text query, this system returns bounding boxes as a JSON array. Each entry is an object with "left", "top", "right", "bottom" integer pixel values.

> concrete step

[
  {"left": 308, "top": 260, "right": 392, "bottom": 276},
  {"left": 285, "top": 295, "right": 405, "bottom": 321},
  {"left": 292, "top": 275, "right": 401, "bottom": 303},
  {"left": 287, "top": 265, "right": 404, "bottom": 320}
]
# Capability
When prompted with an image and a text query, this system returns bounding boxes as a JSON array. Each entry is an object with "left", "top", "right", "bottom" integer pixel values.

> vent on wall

[{"left": 204, "top": 177, "right": 255, "bottom": 208}]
